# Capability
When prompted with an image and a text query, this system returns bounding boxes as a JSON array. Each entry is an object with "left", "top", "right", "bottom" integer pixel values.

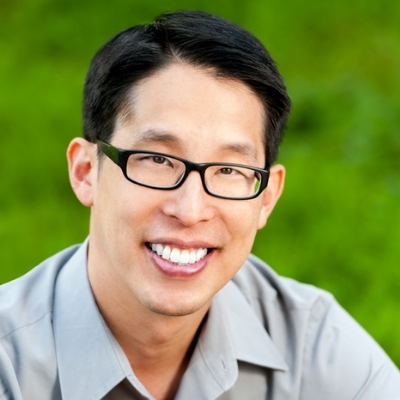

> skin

[{"left": 67, "top": 63, "right": 285, "bottom": 400}]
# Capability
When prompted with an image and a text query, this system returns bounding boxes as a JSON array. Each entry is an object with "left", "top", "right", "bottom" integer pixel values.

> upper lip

[{"left": 146, "top": 237, "right": 217, "bottom": 250}]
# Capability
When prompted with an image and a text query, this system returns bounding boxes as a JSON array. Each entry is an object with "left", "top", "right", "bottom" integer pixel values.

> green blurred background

[{"left": 1, "top": 0, "right": 399, "bottom": 365}]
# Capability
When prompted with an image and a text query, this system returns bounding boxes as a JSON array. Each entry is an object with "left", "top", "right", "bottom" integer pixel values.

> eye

[
  {"left": 130, "top": 153, "right": 176, "bottom": 169},
  {"left": 219, "top": 167, "right": 235, "bottom": 175},
  {"left": 152, "top": 155, "right": 168, "bottom": 164},
  {"left": 213, "top": 165, "right": 255, "bottom": 180},
  {"left": 148, "top": 155, "right": 175, "bottom": 167}
]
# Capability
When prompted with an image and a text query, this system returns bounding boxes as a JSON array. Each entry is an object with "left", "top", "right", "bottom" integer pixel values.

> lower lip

[{"left": 147, "top": 247, "right": 210, "bottom": 278}]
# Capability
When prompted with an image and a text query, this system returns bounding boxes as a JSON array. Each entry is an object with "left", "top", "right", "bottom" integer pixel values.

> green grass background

[{"left": 1, "top": 0, "right": 399, "bottom": 366}]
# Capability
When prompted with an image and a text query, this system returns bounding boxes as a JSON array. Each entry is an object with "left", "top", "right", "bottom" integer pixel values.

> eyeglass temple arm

[{"left": 95, "top": 140, "right": 121, "bottom": 164}]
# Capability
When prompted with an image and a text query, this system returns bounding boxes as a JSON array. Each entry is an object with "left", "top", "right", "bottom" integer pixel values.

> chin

[{"left": 142, "top": 296, "right": 210, "bottom": 317}]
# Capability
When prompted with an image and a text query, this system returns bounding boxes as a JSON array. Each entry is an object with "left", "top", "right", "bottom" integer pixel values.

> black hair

[{"left": 83, "top": 10, "right": 291, "bottom": 166}]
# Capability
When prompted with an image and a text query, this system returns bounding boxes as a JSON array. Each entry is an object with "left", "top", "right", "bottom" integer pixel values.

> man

[{"left": 0, "top": 10, "right": 399, "bottom": 400}]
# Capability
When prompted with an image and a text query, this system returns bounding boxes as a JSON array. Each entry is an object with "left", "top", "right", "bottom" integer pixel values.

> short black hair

[{"left": 83, "top": 10, "right": 291, "bottom": 166}]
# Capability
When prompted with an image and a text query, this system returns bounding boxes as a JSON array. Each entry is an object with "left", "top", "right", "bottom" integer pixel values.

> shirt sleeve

[{"left": 299, "top": 297, "right": 400, "bottom": 400}]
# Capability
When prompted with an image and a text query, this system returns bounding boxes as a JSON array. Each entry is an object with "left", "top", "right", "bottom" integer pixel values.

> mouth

[{"left": 146, "top": 242, "right": 211, "bottom": 265}]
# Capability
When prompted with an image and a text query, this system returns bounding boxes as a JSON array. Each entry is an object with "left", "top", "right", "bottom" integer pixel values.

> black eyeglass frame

[{"left": 95, "top": 139, "right": 270, "bottom": 200}]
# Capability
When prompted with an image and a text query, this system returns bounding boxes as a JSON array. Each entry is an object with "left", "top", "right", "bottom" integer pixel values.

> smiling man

[{"left": 1, "top": 10, "right": 399, "bottom": 400}]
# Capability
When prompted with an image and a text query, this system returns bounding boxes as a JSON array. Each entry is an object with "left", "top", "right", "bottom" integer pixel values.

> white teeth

[
  {"left": 156, "top": 244, "right": 163, "bottom": 256},
  {"left": 170, "top": 248, "right": 180, "bottom": 263},
  {"left": 150, "top": 243, "right": 208, "bottom": 264},
  {"left": 180, "top": 250, "right": 190, "bottom": 264},
  {"left": 196, "top": 249, "right": 206, "bottom": 262},
  {"left": 162, "top": 245, "right": 171, "bottom": 259},
  {"left": 189, "top": 251, "right": 196, "bottom": 264}
]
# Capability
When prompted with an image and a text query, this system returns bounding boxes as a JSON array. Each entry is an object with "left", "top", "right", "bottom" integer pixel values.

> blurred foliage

[{"left": 1, "top": 0, "right": 399, "bottom": 366}]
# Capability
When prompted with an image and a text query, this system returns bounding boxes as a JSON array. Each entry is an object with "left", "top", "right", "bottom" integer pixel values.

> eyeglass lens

[{"left": 126, "top": 153, "right": 262, "bottom": 198}]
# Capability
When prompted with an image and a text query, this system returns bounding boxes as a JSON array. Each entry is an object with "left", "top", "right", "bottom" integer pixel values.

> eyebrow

[
  {"left": 219, "top": 142, "right": 259, "bottom": 163},
  {"left": 131, "top": 128, "right": 260, "bottom": 163},
  {"left": 132, "top": 128, "right": 178, "bottom": 145}
]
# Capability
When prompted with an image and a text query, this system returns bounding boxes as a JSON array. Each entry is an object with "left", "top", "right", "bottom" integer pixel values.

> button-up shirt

[{"left": 1, "top": 240, "right": 399, "bottom": 399}]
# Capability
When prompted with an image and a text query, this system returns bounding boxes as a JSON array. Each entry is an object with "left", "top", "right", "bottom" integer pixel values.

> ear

[
  {"left": 257, "top": 164, "right": 285, "bottom": 229},
  {"left": 67, "top": 138, "right": 97, "bottom": 207}
]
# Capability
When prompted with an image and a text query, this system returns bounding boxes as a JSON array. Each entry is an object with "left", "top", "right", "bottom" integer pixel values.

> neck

[
  {"left": 102, "top": 298, "right": 209, "bottom": 365},
  {"left": 88, "top": 248, "right": 211, "bottom": 400}
]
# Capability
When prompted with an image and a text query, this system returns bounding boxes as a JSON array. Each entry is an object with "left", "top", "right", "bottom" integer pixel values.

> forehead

[{"left": 115, "top": 63, "right": 266, "bottom": 164}]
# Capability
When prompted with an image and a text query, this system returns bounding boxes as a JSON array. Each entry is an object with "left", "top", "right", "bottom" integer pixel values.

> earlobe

[
  {"left": 67, "top": 138, "right": 97, "bottom": 207},
  {"left": 257, "top": 164, "right": 285, "bottom": 229}
]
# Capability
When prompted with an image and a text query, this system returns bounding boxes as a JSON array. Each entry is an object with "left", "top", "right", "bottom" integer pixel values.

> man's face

[{"left": 72, "top": 63, "right": 284, "bottom": 317}]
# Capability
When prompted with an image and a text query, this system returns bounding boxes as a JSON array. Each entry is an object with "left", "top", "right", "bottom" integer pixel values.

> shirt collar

[
  {"left": 216, "top": 280, "right": 288, "bottom": 370},
  {"left": 176, "top": 280, "right": 288, "bottom": 399}
]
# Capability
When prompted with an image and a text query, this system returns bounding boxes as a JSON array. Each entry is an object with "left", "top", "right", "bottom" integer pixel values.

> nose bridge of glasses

[{"left": 179, "top": 159, "right": 209, "bottom": 191}]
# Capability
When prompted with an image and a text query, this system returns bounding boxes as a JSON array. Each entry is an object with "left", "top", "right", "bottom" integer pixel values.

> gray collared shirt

[{"left": 1, "top": 241, "right": 399, "bottom": 400}]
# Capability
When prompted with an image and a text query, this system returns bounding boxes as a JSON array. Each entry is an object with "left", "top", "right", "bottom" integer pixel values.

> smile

[{"left": 147, "top": 243, "right": 209, "bottom": 264}]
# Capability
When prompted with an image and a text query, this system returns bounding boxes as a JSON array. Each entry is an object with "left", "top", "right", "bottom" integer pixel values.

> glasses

[{"left": 95, "top": 139, "right": 270, "bottom": 200}]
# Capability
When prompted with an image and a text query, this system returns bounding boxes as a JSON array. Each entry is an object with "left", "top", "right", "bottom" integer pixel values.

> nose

[{"left": 160, "top": 170, "right": 216, "bottom": 226}]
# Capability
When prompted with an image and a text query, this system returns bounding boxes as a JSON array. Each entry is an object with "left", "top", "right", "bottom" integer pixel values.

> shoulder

[
  {"left": 232, "top": 254, "right": 400, "bottom": 399},
  {"left": 233, "top": 253, "right": 335, "bottom": 315},
  {"left": 232, "top": 253, "right": 339, "bottom": 352},
  {"left": 0, "top": 245, "right": 80, "bottom": 398},
  {"left": 0, "top": 244, "right": 80, "bottom": 339}
]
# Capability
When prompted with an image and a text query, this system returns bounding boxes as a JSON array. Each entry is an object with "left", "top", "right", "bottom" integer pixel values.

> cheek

[
  {"left": 225, "top": 201, "right": 263, "bottom": 248},
  {"left": 95, "top": 172, "right": 146, "bottom": 217},
  {"left": 92, "top": 176, "right": 139, "bottom": 243}
]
